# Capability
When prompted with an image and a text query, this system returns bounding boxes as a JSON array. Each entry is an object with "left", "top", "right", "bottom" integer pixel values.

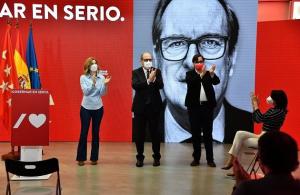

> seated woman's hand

[{"left": 250, "top": 92, "right": 259, "bottom": 110}]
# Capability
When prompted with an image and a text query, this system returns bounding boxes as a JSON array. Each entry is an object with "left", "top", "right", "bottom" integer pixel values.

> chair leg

[
  {"left": 246, "top": 153, "right": 258, "bottom": 173},
  {"left": 6, "top": 183, "right": 11, "bottom": 195},
  {"left": 248, "top": 154, "right": 259, "bottom": 179},
  {"left": 6, "top": 172, "right": 11, "bottom": 195},
  {"left": 57, "top": 175, "right": 62, "bottom": 195},
  {"left": 254, "top": 161, "right": 260, "bottom": 179}
]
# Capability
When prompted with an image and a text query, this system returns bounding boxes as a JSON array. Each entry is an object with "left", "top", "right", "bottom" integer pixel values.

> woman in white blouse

[{"left": 76, "top": 57, "right": 111, "bottom": 166}]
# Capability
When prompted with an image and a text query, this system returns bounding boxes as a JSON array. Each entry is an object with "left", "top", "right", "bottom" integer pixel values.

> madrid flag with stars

[{"left": 0, "top": 24, "right": 18, "bottom": 130}]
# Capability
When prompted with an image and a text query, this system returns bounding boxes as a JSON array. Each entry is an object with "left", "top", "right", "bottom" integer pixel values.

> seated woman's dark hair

[
  {"left": 271, "top": 90, "right": 288, "bottom": 111},
  {"left": 258, "top": 131, "right": 299, "bottom": 174}
]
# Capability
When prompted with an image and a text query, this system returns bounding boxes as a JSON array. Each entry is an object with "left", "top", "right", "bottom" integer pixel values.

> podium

[{"left": 11, "top": 89, "right": 50, "bottom": 180}]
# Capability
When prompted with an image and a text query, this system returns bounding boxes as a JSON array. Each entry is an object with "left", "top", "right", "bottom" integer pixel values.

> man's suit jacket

[
  {"left": 132, "top": 67, "right": 163, "bottom": 114},
  {"left": 185, "top": 70, "right": 220, "bottom": 108}
]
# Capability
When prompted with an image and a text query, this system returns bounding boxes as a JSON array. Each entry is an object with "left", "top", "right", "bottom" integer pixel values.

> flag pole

[{"left": 13, "top": 18, "right": 21, "bottom": 160}]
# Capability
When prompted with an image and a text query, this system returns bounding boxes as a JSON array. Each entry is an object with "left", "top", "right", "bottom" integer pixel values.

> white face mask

[
  {"left": 90, "top": 64, "right": 98, "bottom": 72},
  {"left": 144, "top": 61, "right": 152, "bottom": 69},
  {"left": 266, "top": 96, "right": 274, "bottom": 105}
]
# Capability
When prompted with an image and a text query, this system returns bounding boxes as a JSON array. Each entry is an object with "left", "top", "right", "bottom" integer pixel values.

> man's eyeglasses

[
  {"left": 143, "top": 59, "right": 152, "bottom": 62},
  {"left": 157, "top": 35, "right": 228, "bottom": 61}
]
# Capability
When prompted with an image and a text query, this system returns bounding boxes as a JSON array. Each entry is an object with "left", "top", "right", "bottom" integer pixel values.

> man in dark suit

[
  {"left": 232, "top": 131, "right": 300, "bottom": 195},
  {"left": 185, "top": 54, "right": 220, "bottom": 167},
  {"left": 132, "top": 52, "right": 164, "bottom": 167}
]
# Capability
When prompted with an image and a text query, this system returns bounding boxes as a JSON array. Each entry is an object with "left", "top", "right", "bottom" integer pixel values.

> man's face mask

[
  {"left": 266, "top": 96, "right": 274, "bottom": 105},
  {"left": 195, "top": 63, "right": 204, "bottom": 71},
  {"left": 90, "top": 64, "right": 98, "bottom": 72},
  {"left": 144, "top": 61, "right": 152, "bottom": 69}
]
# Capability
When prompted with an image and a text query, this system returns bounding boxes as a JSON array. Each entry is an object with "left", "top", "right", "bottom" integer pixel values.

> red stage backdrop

[
  {"left": 256, "top": 20, "right": 300, "bottom": 144},
  {"left": 0, "top": 0, "right": 133, "bottom": 141}
]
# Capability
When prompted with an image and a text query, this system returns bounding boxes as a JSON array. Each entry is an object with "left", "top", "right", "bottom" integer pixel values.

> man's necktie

[{"left": 145, "top": 69, "right": 151, "bottom": 104}]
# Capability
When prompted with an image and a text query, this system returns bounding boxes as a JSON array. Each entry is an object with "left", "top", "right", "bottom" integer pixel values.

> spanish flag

[{"left": 14, "top": 26, "right": 31, "bottom": 89}]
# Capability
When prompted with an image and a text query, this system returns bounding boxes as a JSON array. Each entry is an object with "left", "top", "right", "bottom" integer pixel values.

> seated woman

[{"left": 222, "top": 90, "right": 288, "bottom": 170}]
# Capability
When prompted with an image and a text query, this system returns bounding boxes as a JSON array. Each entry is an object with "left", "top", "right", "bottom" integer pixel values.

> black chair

[
  {"left": 5, "top": 158, "right": 62, "bottom": 195},
  {"left": 245, "top": 147, "right": 260, "bottom": 179}
]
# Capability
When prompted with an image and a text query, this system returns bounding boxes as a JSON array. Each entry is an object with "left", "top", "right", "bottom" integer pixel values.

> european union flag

[{"left": 26, "top": 26, "right": 41, "bottom": 89}]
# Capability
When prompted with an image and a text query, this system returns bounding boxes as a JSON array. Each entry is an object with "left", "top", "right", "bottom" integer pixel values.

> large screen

[{"left": 134, "top": 0, "right": 258, "bottom": 143}]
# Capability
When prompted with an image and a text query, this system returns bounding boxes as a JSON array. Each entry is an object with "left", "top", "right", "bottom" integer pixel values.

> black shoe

[
  {"left": 91, "top": 161, "right": 98, "bottom": 165},
  {"left": 221, "top": 164, "right": 233, "bottom": 170},
  {"left": 153, "top": 159, "right": 160, "bottom": 167},
  {"left": 136, "top": 160, "right": 144, "bottom": 167},
  {"left": 226, "top": 172, "right": 235, "bottom": 177},
  {"left": 190, "top": 160, "right": 200, "bottom": 166},
  {"left": 207, "top": 161, "right": 216, "bottom": 167}
]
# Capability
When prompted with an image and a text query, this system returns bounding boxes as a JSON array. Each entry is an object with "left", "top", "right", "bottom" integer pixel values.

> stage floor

[{"left": 1, "top": 142, "right": 300, "bottom": 195}]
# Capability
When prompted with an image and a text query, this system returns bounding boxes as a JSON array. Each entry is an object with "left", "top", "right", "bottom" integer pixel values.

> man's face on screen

[{"left": 156, "top": 0, "right": 232, "bottom": 116}]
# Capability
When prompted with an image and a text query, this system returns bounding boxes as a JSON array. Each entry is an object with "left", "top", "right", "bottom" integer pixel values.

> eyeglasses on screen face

[{"left": 158, "top": 35, "right": 228, "bottom": 61}]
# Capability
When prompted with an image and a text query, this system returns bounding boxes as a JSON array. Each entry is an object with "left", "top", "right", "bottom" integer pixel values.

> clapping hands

[
  {"left": 250, "top": 92, "right": 259, "bottom": 110},
  {"left": 148, "top": 68, "right": 157, "bottom": 82},
  {"left": 104, "top": 76, "right": 112, "bottom": 84},
  {"left": 209, "top": 64, "right": 216, "bottom": 76}
]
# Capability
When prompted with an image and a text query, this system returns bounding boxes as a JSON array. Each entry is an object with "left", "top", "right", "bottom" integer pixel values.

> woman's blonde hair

[{"left": 83, "top": 57, "right": 98, "bottom": 75}]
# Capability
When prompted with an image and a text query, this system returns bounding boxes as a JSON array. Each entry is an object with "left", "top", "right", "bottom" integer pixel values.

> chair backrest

[
  {"left": 5, "top": 158, "right": 61, "bottom": 195},
  {"left": 5, "top": 158, "right": 59, "bottom": 177}
]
